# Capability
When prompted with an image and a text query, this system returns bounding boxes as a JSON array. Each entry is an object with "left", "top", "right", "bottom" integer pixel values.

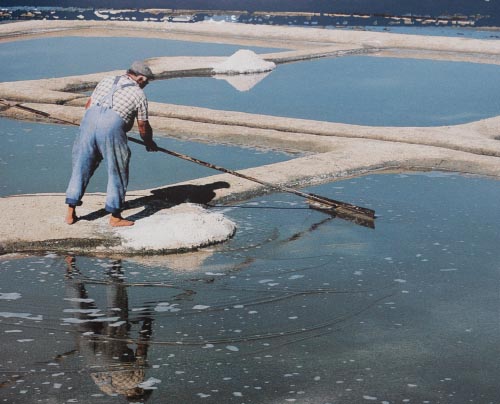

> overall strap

[
  {"left": 103, "top": 76, "right": 122, "bottom": 109},
  {"left": 97, "top": 76, "right": 137, "bottom": 110}
]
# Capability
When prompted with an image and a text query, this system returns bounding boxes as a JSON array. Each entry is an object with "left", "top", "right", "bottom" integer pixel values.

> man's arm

[{"left": 137, "top": 119, "right": 158, "bottom": 152}]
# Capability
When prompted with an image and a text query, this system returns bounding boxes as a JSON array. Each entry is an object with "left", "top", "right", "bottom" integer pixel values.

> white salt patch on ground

[
  {"left": 154, "top": 303, "right": 181, "bottom": 312},
  {"left": 197, "top": 393, "right": 211, "bottom": 398},
  {"left": 114, "top": 204, "right": 236, "bottom": 252},
  {"left": 64, "top": 297, "right": 94, "bottom": 303},
  {"left": 138, "top": 377, "right": 161, "bottom": 390},
  {"left": 94, "top": 11, "right": 109, "bottom": 19},
  {"left": 0, "top": 312, "right": 42, "bottom": 321},
  {"left": 213, "top": 49, "right": 276, "bottom": 75},
  {"left": 0, "top": 292, "right": 21, "bottom": 300},
  {"left": 61, "top": 317, "right": 120, "bottom": 324},
  {"left": 192, "top": 305, "right": 210, "bottom": 310},
  {"left": 63, "top": 309, "right": 101, "bottom": 314}
]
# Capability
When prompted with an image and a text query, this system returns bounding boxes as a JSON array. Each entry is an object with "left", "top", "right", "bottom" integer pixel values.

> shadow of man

[
  {"left": 150, "top": 181, "right": 230, "bottom": 205},
  {"left": 79, "top": 181, "right": 230, "bottom": 223}
]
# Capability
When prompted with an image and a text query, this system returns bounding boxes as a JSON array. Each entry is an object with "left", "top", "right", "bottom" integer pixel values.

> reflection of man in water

[{"left": 64, "top": 256, "right": 153, "bottom": 402}]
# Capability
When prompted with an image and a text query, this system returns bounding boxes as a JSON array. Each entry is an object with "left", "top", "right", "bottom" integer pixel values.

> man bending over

[{"left": 65, "top": 61, "right": 158, "bottom": 227}]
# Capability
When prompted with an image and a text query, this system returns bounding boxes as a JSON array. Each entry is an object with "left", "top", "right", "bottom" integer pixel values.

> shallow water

[
  {"left": 1, "top": 172, "right": 500, "bottom": 403},
  {"left": 0, "top": 37, "right": 281, "bottom": 82},
  {"left": 3, "top": 37, "right": 500, "bottom": 127},
  {"left": 149, "top": 56, "right": 500, "bottom": 126},
  {"left": 0, "top": 118, "right": 292, "bottom": 197}
]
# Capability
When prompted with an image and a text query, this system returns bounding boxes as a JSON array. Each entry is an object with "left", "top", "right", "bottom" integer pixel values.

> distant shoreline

[{"left": 1, "top": 6, "right": 499, "bottom": 29}]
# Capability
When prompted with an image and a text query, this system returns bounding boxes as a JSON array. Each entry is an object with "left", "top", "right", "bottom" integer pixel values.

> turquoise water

[
  {"left": 0, "top": 37, "right": 281, "bottom": 82},
  {"left": 3, "top": 37, "right": 500, "bottom": 127},
  {"left": 149, "top": 56, "right": 500, "bottom": 126},
  {"left": 1, "top": 172, "right": 500, "bottom": 403},
  {"left": 0, "top": 118, "right": 292, "bottom": 197}
]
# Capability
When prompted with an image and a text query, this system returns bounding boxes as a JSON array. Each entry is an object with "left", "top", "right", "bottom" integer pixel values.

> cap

[{"left": 129, "top": 61, "right": 154, "bottom": 80}]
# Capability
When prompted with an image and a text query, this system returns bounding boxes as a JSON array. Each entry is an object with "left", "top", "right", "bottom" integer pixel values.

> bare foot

[
  {"left": 65, "top": 206, "right": 78, "bottom": 225},
  {"left": 109, "top": 215, "right": 134, "bottom": 227}
]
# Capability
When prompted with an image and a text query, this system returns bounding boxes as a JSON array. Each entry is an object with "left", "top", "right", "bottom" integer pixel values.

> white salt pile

[
  {"left": 212, "top": 49, "right": 276, "bottom": 75},
  {"left": 113, "top": 204, "right": 236, "bottom": 253}
]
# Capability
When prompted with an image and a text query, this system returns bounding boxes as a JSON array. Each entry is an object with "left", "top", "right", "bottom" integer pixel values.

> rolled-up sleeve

[{"left": 137, "top": 95, "right": 149, "bottom": 121}]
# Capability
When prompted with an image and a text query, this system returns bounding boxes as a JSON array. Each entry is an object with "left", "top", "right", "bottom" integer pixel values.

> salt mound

[
  {"left": 113, "top": 204, "right": 236, "bottom": 253},
  {"left": 213, "top": 49, "right": 276, "bottom": 75}
]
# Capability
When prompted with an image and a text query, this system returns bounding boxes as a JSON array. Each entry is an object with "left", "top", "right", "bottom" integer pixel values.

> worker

[{"left": 65, "top": 61, "right": 158, "bottom": 227}]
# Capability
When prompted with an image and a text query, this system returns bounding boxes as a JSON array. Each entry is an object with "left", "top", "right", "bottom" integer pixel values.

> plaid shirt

[{"left": 90, "top": 75, "right": 148, "bottom": 128}]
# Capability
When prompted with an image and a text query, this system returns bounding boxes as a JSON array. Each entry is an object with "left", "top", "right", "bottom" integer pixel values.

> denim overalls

[{"left": 65, "top": 76, "right": 133, "bottom": 214}]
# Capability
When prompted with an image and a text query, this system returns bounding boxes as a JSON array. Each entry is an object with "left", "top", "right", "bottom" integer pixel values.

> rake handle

[{"left": 127, "top": 137, "right": 375, "bottom": 218}]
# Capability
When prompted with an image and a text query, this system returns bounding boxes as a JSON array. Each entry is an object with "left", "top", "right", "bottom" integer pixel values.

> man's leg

[
  {"left": 97, "top": 117, "right": 133, "bottom": 227},
  {"left": 65, "top": 116, "right": 101, "bottom": 224},
  {"left": 65, "top": 205, "right": 78, "bottom": 225}
]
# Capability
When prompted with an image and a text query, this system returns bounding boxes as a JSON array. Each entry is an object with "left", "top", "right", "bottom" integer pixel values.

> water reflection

[
  {"left": 149, "top": 56, "right": 500, "bottom": 126},
  {"left": 214, "top": 71, "right": 272, "bottom": 92},
  {"left": 1, "top": 173, "right": 500, "bottom": 403},
  {"left": 63, "top": 256, "right": 155, "bottom": 402}
]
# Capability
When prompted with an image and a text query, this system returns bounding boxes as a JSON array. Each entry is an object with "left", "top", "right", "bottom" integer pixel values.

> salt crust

[
  {"left": 112, "top": 203, "right": 236, "bottom": 252},
  {"left": 212, "top": 49, "right": 276, "bottom": 75}
]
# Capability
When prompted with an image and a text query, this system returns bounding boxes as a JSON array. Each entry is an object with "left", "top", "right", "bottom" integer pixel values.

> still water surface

[
  {"left": 3, "top": 37, "right": 500, "bottom": 127},
  {"left": 1, "top": 172, "right": 500, "bottom": 403},
  {"left": 0, "top": 37, "right": 281, "bottom": 82},
  {"left": 0, "top": 118, "right": 292, "bottom": 197},
  {"left": 149, "top": 56, "right": 500, "bottom": 127}
]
